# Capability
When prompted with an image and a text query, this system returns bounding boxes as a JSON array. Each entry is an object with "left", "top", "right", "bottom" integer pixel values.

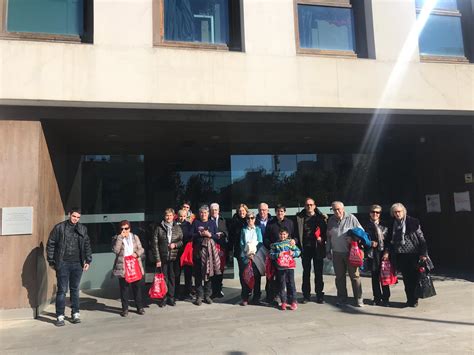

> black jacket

[
  {"left": 391, "top": 216, "right": 428, "bottom": 256},
  {"left": 229, "top": 214, "right": 246, "bottom": 255},
  {"left": 264, "top": 217, "right": 295, "bottom": 249},
  {"left": 211, "top": 216, "right": 229, "bottom": 248},
  {"left": 46, "top": 221, "right": 92, "bottom": 268},
  {"left": 177, "top": 220, "right": 193, "bottom": 244},
  {"left": 295, "top": 210, "right": 327, "bottom": 257},
  {"left": 152, "top": 222, "right": 184, "bottom": 262},
  {"left": 365, "top": 220, "right": 389, "bottom": 272}
]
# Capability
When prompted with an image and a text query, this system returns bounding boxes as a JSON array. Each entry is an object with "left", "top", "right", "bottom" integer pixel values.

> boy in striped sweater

[{"left": 270, "top": 227, "right": 301, "bottom": 310}]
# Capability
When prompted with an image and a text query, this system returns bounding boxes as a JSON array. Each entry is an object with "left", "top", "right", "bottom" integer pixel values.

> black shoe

[
  {"left": 158, "top": 300, "right": 167, "bottom": 308},
  {"left": 55, "top": 316, "right": 65, "bottom": 327},
  {"left": 381, "top": 300, "right": 390, "bottom": 307},
  {"left": 250, "top": 298, "right": 262, "bottom": 306},
  {"left": 204, "top": 297, "right": 213, "bottom": 305},
  {"left": 216, "top": 291, "right": 224, "bottom": 298},
  {"left": 194, "top": 298, "right": 202, "bottom": 306},
  {"left": 120, "top": 310, "right": 129, "bottom": 317},
  {"left": 301, "top": 298, "right": 310, "bottom": 304},
  {"left": 316, "top": 295, "right": 324, "bottom": 304},
  {"left": 167, "top": 298, "right": 176, "bottom": 306},
  {"left": 373, "top": 299, "right": 382, "bottom": 306},
  {"left": 137, "top": 308, "right": 145, "bottom": 315}
]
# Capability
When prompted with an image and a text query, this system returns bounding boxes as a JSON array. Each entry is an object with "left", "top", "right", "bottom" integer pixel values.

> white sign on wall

[{"left": 0, "top": 207, "right": 33, "bottom": 235}]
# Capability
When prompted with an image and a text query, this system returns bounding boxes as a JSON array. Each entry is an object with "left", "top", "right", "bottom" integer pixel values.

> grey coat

[{"left": 112, "top": 233, "right": 145, "bottom": 278}]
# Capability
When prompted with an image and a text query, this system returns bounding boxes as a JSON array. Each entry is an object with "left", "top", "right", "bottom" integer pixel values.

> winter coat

[
  {"left": 152, "top": 222, "right": 184, "bottom": 263},
  {"left": 112, "top": 233, "right": 145, "bottom": 278},
  {"left": 239, "top": 225, "right": 263, "bottom": 265},
  {"left": 364, "top": 220, "right": 389, "bottom": 272},
  {"left": 264, "top": 217, "right": 295, "bottom": 249},
  {"left": 47, "top": 220, "right": 92, "bottom": 269},
  {"left": 295, "top": 210, "right": 327, "bottom": 258},
  {"left": 229, "top": 214, "right": 247, "bottom": 255},
  {"left": 391, "top": 216, "right": 428, "bottom": 256}
]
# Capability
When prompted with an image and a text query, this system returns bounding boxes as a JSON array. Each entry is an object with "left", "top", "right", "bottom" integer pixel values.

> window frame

[
  {"left": 0, "top": 0, "right": 91, "bottom": 44},
  {"left": 415, "top": 2, "right": 468, "bottom": 63},
  {"left": 293, "top": 0, "right": 358, "bottom": 58},
  {"left": 152, "top": 0, "right": 241, "bottom": 51}
]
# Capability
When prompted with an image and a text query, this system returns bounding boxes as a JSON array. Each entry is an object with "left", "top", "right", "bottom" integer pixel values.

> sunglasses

[
  {"left": 370, "top": 211, "right": 381, "bottom": 214},
  {"left": 246, "top": 217, "right": 256, "bottom": 220},
  {"left": 120, "top": 227, "right": 130, "bottom": 230}
]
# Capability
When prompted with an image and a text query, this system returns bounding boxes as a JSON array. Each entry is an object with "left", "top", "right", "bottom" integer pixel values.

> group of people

[{"left": 46, "top": 199, "right": 431, "bottom": 326}]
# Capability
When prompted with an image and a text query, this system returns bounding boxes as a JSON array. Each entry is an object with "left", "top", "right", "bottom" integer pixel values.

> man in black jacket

[
  {"left": 296, "top": 197, "right": 327, "bottom": 304},
  {"left": 46, "top": 208, "right": 92, "bottom": 327},
  {"left": 210, "top": 203, "right": 228, "bottom": 299}
]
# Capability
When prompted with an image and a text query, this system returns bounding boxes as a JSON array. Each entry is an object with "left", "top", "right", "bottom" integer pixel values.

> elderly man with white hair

[
  {"left": 326, "top": 201, "right": 364, "bottom": 307},
  {"left": 210, "top": 202, "right": 228, "bottom": 299}
]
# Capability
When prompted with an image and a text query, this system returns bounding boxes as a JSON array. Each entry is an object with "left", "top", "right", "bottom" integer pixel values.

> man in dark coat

[
  {"left": 210, "top": 203, "right": 228, "bottom": 299},
  {"left": 46, "top": 208, "right": 92, "bottom": 327}
]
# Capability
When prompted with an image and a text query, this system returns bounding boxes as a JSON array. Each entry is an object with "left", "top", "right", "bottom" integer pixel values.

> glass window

[
  {"left": 297, "top": 4, "right": 355, "bottom": 52},
  {"left": 6, "top": 0, "right": 84, "bottom": 36},
  {"left": 163, "top": 0, "right": 229, "bottom": 45},
  {"left": 418, "top": 14, "right": 465, "bottom": 57},
  {"left": 415, "top": 0, "right": 458, "bottom": 11}
]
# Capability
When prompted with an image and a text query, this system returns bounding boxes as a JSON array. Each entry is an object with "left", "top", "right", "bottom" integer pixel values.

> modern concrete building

[{"left": 0, "top": 0, "right": 473, "bottom": 318}]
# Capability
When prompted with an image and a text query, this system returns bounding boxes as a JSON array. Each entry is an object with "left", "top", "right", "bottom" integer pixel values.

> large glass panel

[
  {"left": 418, "top": 14, "right": 465, "bottom": 57},
  {"left": 298, "top": 4, "right": 355, "bottom": 51},
  {"left": 415, "top": 0, "right": 458, "bottom": 10},
  {"left": 164, "top": 0, "right": 229, "bottom": 44},
  {"left": 7, "top": 0, "right": 84, "bottom": 36}
]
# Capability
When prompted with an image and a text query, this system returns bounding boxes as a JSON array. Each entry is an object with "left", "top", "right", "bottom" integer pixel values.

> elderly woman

[
  {"left": 239, "top": 211, "right": 263, "bottom": 306},
  {"left": 365, "top": 204, "right": 390, "bottom": 306},
  {"left": 112, "top": 220, "right": 145, "bottom": 317},
  {"left": 229, "top": 204, "right": 249, "bottom": 298},
  {"left": 152, "top": 208, "right": 184, "bottom": 307},
  {"left": 191, "top": 205, "right": 220, "bottom": 306},
  {"left": 390, "top": 203, "right": 428, "bottom": 308}
]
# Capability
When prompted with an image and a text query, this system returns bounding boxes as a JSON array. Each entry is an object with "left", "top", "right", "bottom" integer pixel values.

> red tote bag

[
  {"left": 348, "top": 241, "right": 364, "bottom": 267},
  {"left": 180, "top": 242, "right": 194, "bottom": 267},
  {"left": 149, "top": 272, "right": 168, "bottom": 299},
  {"left": 380, "top": 259, "right": 398, "bottom": 286},
  {"left": 243, "top": 260, "right": 255, "bottom": 290},
  {"left": 276, "top": 251, "right": 296, "bottom": 269},
  {"left": 124, "top": 255, "right": 143, "bottom": 283}
]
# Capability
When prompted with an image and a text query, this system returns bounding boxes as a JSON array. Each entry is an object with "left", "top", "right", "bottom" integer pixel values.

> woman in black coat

[
  {"left": 365, "top": 204, "right": 390, "bottom": 306},
  {"left": 390, "top": 203, "right": 428, "bottom": 308}
]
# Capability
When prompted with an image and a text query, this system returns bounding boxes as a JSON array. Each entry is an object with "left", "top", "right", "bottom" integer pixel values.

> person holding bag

[
  {"left": 112, "top": 220, "right": 145, "bottom": 317},
  {"left": 152, "top": 208, "right": 184, "bottom": 307}
]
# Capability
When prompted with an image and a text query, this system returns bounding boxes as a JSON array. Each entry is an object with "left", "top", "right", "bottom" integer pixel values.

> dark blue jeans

[
  {"left": 277, "top": 269, "right": 296, "bottom": 304},
  {"left": 56, "top": 261, "right": 83, "bottom": 317}
]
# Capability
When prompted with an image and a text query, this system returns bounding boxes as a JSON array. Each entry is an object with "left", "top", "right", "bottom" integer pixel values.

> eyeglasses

[
  {"left": 120, "top": 227, "right": 130, "bottom": 230},
  {"left": 246, "top": 217, "right": 255, "bottom": 220},
  {"left": 305, "top": 203, "right": 315, "bottom": 207},
  {"left": 370, "top": 211, "right": 381, "bottom": 214}
]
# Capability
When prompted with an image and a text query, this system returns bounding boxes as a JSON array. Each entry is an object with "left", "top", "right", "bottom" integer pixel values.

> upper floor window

[
  {"left": 294, "top": 0, "right": 375, "bottom": 58},
  {"left": 416, "top": 0, "right": 468, "bottom": 62},
  {"left": 0, "top": 0, "right": 93, "bottom": 43},
  {"left": 153, "top": 0, "right": 243, "bottom": 51}
]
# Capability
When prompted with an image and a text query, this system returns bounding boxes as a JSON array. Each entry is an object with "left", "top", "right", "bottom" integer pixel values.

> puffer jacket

[
  {"left": 152, "top": 222, "right": 184, "bottom": 263},
  {"left": 112, "top": 233, "right": 145, "bottom": 278}
]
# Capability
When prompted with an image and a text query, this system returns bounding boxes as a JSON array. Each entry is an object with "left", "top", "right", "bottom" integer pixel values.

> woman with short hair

[{"left": 112, "top": 220, "right": 145, "bottom": 317}]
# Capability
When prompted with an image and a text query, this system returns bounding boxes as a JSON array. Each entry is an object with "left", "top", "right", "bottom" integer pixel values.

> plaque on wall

[{"left": 0, "top": 207, "right": 33, "bottom": 235}]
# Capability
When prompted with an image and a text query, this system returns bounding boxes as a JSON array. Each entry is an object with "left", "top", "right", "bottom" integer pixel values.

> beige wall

[
  {"left": 0, "top": 0, "right": 472, "bottom": 111},
  {"left": 0, "top": 121, "right": 63, "bottom": 313}
]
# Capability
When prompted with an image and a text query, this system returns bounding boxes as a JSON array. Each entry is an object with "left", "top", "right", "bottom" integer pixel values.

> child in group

[{"left": 270, "top": 227, "right": 301, "bottom": 310}]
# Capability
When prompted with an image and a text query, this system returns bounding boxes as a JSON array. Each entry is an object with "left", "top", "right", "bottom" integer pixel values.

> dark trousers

[
  {"left": 277, "top": 269, "right": 297, "bottom": 304},
  {"left": 397, "top": 253, "right": 419, "bottom": 304},
  {"left": 236, "top": 257, "right": 246, "bottom": 295},
  {"left": 301, "top": 247, "right": 324, "bottom": 298},
  {"left": 194, "top": 258, "right": 212, "bottom": 299},
  {"left": 241, "top": 261, "right": 262, "bottom": 301},
  {"left": 118, "top": 277, "right": 144, "bottom": 311},
  {"left": 212, "top": 274, "right": 224, "bottom": 295},
  {"left": 163, "top": 259, "right": 180, "bottom": 299},
  {"left": 371, "top": 273, "right": 390, "bottom": 302},
  {"left": 179, "top": 265, "right": 194, "bottom": 296},
  {"left": 55, "top": 261, "right": 83, "bottom": 317}
]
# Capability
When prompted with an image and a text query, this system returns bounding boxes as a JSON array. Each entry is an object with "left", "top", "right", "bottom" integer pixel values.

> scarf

[
  {"left": 162, "top": 221, "right": 174, "bottom": 243},
  {"left": 392, "top": 217, "right": 406, "bottom": 245},
  {"left": 373, "top": 221, "right": 384, "bottom": 250},
  {"left": 122, "top": 233, "right": 134, "bottom": 257},
  {"left": 201, "top": 238, "right": 221, "bottom": 281}
]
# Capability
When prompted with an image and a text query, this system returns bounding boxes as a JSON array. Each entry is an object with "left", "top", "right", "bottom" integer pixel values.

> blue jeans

[
  {"left": 277, "top": 269, "right": 296, "bottom": 304},
  {"left": 56, "top": 261, "right": 83, "bottom": 317}
]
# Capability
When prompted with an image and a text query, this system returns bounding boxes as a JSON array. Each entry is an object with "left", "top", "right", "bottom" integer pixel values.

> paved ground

[{"left": 1, "top": 275, "right": 473, "bottom": 354}]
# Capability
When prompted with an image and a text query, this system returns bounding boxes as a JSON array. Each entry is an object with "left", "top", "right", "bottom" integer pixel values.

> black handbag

[{"left": 415, "top": 266, "right": 436, "bottom": 299}]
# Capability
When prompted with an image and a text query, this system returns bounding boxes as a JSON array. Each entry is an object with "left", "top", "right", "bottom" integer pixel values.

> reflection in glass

[
  {"left": 418, "top": 14, "right": 465, "bottom": 57},
  {"left": 164, "top": 0, "right": 230, "bottom": 44},
  {"left": 415, "top": 0, "right": 458, "bottom": 10},
  {"left": 298, "top": 4, "right": 355, "bottom": 51},
  {"left": 7, "top": 0, "right": 84, "bottom": 36}
]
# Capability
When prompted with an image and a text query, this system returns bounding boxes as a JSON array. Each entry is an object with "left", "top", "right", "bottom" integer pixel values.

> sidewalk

[{"left": 1, "top": 275, "right": 473, "bottom": 354}]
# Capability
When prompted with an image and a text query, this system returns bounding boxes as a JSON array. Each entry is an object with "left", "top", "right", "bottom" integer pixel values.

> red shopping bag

[
  {"left": 180, "top": 242, "right": 194, "bottom": 267},
  {"left": 276, "top": 251, "right": 296, "bottom": 269},
  {"left": 348, "top": 241, "right": 364, "bottom": 267},
  {"left": 148, "top": 272, "right": 168, "bottom": 299},
  {"left": 215, "top": 244, "right": 226, "bottom": 272},
  {"left": 265, "top": 255, "right": 275, "bottom": 280},
  {"left": 380, "top": 259, "right": 398, "bottom": 286},
  {"left": 124, "top": 255, "right": 143, "bottom": 283},
  {"left": 243, "top": 260, "right": 255, "bottom": 290}
]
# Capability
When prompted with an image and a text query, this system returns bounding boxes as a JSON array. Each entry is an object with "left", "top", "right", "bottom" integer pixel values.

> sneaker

[
  {"left": 204, "top": 297, "right": 213, "bottom": 305},
  {"left": 301, "top": 298, "right": 310, "bottom": 304},
  {"left": 216, "top": 291, "right": 225, "bottom": 298},
  {"left": 55, "top": 315, "right": 65, "bottom": 327},
  {"left": 281, "top": 303, "right": 287, "bottom": 311},
  {"left": 355, "top": 299, "right": 364, "bottom": 307},
  {"left": 290, "top": 302, "right": 298, "bottom": 311},
  {"left": 71, "top": 313, "right": 81, "bottom": 324},
  {"left": 194, "top": 298, "right": 202, "bottom": 306},
  {"left": 120, "top": 310, "right": 129, "bottom": 317},
  {"left": 240, "top": 300, "right": 248, "bottom": 306},
  {"left": 137, "top": 308, "right": 145, "bottom": 315}
]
